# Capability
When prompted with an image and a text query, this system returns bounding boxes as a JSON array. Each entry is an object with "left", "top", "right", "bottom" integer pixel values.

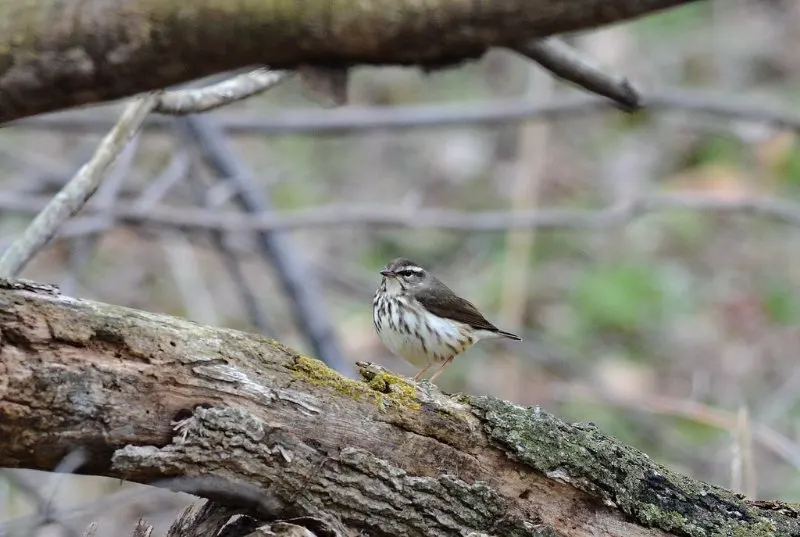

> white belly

[{"left": 374, "top": 297, "right": 476, "bottom": 368}]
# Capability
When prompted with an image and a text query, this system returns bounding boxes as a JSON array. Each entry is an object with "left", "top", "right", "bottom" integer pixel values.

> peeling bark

[
  {"left": 0, "top": 0, "right": 701, "bottom": 124},
  {"left": 1, "top": 279, "right": 796, "bottom": 537}
]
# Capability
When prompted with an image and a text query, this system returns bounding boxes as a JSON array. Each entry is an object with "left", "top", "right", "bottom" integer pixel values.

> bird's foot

[{"left": 355, "top": 361, "right": 389, "bottom": 375}]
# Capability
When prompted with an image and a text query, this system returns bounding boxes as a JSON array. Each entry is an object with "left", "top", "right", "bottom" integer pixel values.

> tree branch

[
  {"left": 0, "top": 67, "right": 294, "bottom": 279},
  {"left": 15, "top": 89, "right": 796, "bottom": 137},
  {"left": 0, "top": 0, "right": 698, "bottom": 123},
  {"left": 2, "top": 193, "right": 800, "bottom": 236},
  {"left": 514, "top": 38, "right": 641, "bottom": 110},
  {"left": 0, "top": 94, "right": 157, "bottom": 277},
  {"left": 155, "top": 70, "right": 291, "bottom": 115},
  {"left": 1, "top": 280, "right": 798, "bottom": 537}
]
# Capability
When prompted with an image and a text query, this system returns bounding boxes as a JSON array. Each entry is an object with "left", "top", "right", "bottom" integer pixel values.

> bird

[{"left": 372, "top": 257, "right": 521, "bottom": 383}]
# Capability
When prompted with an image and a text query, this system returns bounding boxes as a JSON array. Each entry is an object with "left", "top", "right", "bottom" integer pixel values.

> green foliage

[
  {"left": 681, "top": 136, "right": 746, "bottom": 169},
  {"left": 762, "top": 280, "right": 800, "bottom": 325},
  {"left": 532, "top": 231, "right": 591, "bottom": 260},
  {"left": 775, "top": 143, "right": 800, "bottom": 195},
  {"left": 654, "top": 211, "right": 712, "bottom": 254},
  {"left": 571, "top": 262, "right": 670, "bottom": 335}
]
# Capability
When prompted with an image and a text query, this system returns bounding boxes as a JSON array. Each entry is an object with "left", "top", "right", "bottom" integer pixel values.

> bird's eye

[{"left": 400, "top": 270, "right": 416, "bottom": 278}]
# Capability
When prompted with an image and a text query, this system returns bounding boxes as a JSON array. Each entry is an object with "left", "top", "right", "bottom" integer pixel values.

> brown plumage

[
  {"left": 415, "top": 285, "right": 521, "bottom": 340},
  {"left": 373, "top": 257, "right": 521, "bottom": 383}
]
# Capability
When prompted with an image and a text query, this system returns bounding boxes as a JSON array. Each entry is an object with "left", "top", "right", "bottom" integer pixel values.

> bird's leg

[
  {"left": 428, "top": 357, "right": 454, "bottom": 384},
  {"left": 413, "top": 365, "right": 431, "bottom": 381}
]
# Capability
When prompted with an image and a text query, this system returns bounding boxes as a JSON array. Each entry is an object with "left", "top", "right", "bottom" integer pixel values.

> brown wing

[{"left": 415, "top": 280, "right": 501, "bottom": 332}]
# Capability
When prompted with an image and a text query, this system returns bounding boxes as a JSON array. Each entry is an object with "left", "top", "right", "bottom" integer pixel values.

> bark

[
  {"left": 0, "top": 0, "right": 701, "bottom": 124},
  {"left": 1, "top": 278, "right": 796, "bottom": 537}
]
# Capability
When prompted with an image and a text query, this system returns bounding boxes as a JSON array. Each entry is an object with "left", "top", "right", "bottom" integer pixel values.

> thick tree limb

[
  {"left": 1, "top": 280, "right": 798, "bottom": 536},
  {"left": 0, "top": 0, "right": 699, "bottom": 124}
]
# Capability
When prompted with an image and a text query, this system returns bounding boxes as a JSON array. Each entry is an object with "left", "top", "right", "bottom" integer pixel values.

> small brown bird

[{"left": 372, "top": 257, "right": 521, "bottom": 383}]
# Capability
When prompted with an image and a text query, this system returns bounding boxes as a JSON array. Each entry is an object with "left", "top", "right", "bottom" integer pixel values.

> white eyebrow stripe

[{"left": 399, "top": 266, "right": 424, "bottom": 274}]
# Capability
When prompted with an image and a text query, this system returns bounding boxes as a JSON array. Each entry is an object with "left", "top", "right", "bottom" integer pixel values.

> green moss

[
  {"left": 470, "top": 397, "right": 800, "bottom": 537},
  {"left": 288, "top": 356, "right": 421, "bottom": 411},
  {"left": 723, "top": 519, "right": 778, "bottom": 537}
]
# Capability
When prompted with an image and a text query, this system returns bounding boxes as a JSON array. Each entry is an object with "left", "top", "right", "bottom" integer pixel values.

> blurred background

[{"left": 4, "top": 0, "right": 800, "bottom": 534}]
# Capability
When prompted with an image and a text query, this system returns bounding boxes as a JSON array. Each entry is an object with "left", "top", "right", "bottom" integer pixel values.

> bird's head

[{"left": 379, "top": 257, "right": 429, "bottom": 295}]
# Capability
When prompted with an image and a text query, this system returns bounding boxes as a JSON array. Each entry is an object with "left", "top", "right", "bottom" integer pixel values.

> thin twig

[
  {"left": 155, "top": 69, "right": 290, "bottom": 115},
  {"left": 64, "top": 132, "right": 141, "bottom": 294},
  {"left": 514, "top": 38, "right": 641, "bottom": 110},
  {"left": 132, "top": 148, "right": 193, "bottom": 211},
  {"left": 0, "top": 67, "right": 293, "bottom": 278},
  {"left": 730, "top": 405, "right": 757, "bottom": 498},
  {"left": 0, "top": 94, "right": 158, "bottom": 277}
]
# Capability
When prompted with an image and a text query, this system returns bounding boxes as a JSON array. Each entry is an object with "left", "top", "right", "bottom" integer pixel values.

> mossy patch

[
  {"left": 287, "top": 355, "right": 421, "bottom": 411},
  {"left": 470, "top": 396, "right": 800, "bottom": 537}
]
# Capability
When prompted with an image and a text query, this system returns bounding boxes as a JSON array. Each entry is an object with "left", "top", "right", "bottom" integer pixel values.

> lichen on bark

[
  {"left": 471, "top": 397, "right": 800, "bottom": 537},
  {"left": 287, "top": 354, "right": 422, "bottom": 411}
]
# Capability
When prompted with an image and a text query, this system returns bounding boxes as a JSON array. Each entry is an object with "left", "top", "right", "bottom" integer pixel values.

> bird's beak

[{"left": 380, "top": 270, "right": 394, "bottom": 277}]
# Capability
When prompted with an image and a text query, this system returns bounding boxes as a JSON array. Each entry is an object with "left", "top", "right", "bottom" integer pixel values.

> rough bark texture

[
  {"left": 0, "top": 0, "right": 700, "bottom": 124},
  {"left": 1, "top": 279, "right": 797, "bottom": 537}
]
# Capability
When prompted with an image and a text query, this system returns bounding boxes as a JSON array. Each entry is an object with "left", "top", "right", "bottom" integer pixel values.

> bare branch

[
  {"left": 132, "top": 149, "right": 194, "bottom": 212},
  {"left": 63, "top": 130, "right": 141, "bottom": 294},
  {"left": 3, "top": 193, "right": 800, "bottom": 236},
  {"left": 514, "top": 38, "right": 641, "bottom": 110},
  {"left": 0, "top": 94, "right": 158, "bottom": 277},
  {"left": 18, "top": 89, "right": 800, "bottom": 137},
  {"left": 156, "top": 70, "right": 291, "bottom": 116},
  {"left": 0, "top": 66, "right": 297, "bottom": 278}
]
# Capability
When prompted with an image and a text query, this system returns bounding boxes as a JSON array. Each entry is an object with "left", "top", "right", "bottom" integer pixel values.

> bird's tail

[
  {"left": 496, "top": 329, "right": 522, "bottom": 341},
  {"left": 475, "top": 328, "right": 523, "bottom": 341}
]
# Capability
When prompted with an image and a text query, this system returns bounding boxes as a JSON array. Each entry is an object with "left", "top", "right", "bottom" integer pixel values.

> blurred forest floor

[{"left": 5, "top": 1, "right": 800, "bottom": 535}]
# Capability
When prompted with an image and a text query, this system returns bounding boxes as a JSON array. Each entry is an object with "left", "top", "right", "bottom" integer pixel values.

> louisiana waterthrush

[{"left": 372, "top": 257, "right": 521, "bottom": 383}]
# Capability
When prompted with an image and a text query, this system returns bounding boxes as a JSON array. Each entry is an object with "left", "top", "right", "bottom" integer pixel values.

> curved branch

[
  {"left": 1, "top": 280, "right": 796, "bottom": 537},
  {"left": 0, "top": 0, "right": 698, "bottom": 123}
]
